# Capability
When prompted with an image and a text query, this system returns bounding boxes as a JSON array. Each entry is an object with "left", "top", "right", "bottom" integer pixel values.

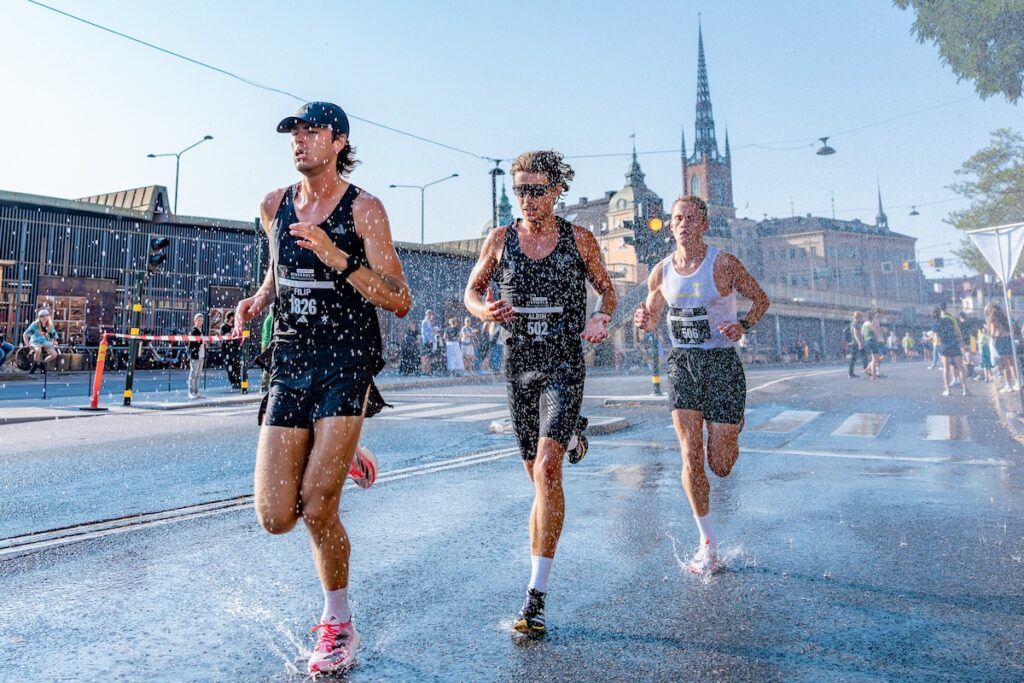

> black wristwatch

[
  {"left": 739, "top": 318, "right": 752, "bottom": 331},
  {"left": 339, "top": 260, "right": 360, "bottom": 280}
]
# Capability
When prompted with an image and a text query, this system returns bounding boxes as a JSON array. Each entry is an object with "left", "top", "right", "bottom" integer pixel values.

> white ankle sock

[
  {"left": 321, "top": 587, "right": 351, "bottom": 625},
  {"left": 528, "top": 555, "right": 553, "bottom": 593},
  {"left": 694, "top": 514, "right": 716, "bottom": 547}
]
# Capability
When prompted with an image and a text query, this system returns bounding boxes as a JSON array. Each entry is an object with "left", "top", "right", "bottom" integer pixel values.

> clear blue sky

[{"left": 2, "top": 0, "right": 1019, "bottom": 276}]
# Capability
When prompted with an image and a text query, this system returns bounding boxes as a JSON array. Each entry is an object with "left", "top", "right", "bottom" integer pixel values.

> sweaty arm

[
  {"left": 347, "top": 195, "right": 412, "bottom": 317},
  {"left": 634, "top": 260, "right": 667, "bottom": 332},
  {"left": 464, "top": 228, "right": 514, "bottom": 323},
  {"left": 717, "top": 252, "right": 770, "bottom": 327}
]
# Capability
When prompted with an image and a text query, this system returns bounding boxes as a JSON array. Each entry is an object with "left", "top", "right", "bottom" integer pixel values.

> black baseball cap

[{"left": 276, "top": 102, "right": 350, "bottom": 136}]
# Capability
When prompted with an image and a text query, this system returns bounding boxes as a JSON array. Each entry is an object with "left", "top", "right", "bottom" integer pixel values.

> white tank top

[{"left": 661, "top": 245, "right": 737, "bottom": 349}]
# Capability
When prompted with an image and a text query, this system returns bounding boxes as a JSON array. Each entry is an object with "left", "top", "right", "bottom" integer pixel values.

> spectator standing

[
  {"left": 220, "top": 311, "right": 241, "bottom": 387},
  {"left": 187, "top": 313, "right": 208, "bottom": 399},
  {"left": 444, "top": 317, "right": 464, "bottom": 375},
  {"left": 986, "top": 302, "right": 1019, "bottom": 392},
  {"left": 460, "top": 317, "right": 477, "bottom": 372},
  {"left": 23, "top": 309, "right": 59, "bottom": 374},
  {"left": 420, "top": 309, "right": 437, "bottom": 374},
  {"left": 400, "top": 322, "right": 420, "bottom": 375}
]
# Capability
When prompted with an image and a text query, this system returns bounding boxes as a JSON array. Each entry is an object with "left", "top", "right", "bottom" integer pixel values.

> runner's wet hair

[
  {"left": 672, "top": 195, "right": 709, "bottom": 223},
  {"left": 333, "top": 131, "right": 359, "bottom": 177},
  {"left": 510, "top": 150, "right": 574, "bottom": 195}
]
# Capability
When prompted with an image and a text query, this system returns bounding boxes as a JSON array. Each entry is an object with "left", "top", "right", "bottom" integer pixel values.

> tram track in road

[{"left": 0, "top": 446, "right": 520, "bottom": 560}]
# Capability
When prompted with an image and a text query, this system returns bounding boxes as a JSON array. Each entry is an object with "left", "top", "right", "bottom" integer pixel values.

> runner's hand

[
  {"left": 234, "top": 293, "right": 269, "bottom": 335},
  {"left": 718, "top": 321, "right": 744, "bottom": 342},
  {"left": 483, "top": 289, "right": 514, "bottom": 322},
  {"left": 290, "top": 222, "right": 348, "bottom": 271},
  {"left": 634, "top": 302, "right": 652, "bottom": 330},
  {"left": 582, "top": 313, "right": 611, "bottom": 343}
]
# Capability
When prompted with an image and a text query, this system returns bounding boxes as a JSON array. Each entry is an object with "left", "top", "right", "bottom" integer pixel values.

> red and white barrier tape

[{"left": 104, "top": 332, "right": 243, "bottom": 343}]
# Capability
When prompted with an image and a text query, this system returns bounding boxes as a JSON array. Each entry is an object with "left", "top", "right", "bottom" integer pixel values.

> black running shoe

[
  {"left": 566, "top": 416, "right": 589, "bottom": 465},
  {"left": 513, "top": 588, "right": 546, "bottom": 635}
]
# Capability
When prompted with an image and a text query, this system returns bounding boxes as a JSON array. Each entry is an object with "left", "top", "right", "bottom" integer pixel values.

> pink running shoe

[
  {"left": 348, "top": 445, "right": 377, "bottom": 489},
  {"left": 308, "top": 620, "right": 360, "bottom": 674}
]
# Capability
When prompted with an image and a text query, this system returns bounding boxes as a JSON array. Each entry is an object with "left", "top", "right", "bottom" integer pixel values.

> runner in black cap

[
  {"left": 234, "top": 101, "right": 412, "bottom": 674},
  {"left": 464, "top": 150, "right": 616, "bottom": 637}
]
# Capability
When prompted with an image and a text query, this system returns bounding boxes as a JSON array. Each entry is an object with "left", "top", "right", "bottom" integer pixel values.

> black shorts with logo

[
  {"left": 505, "top": 346, "right": 585, "bottom": 460},
  {"left": 257, "top": 342, "right": 387, "bottom": 429},
  {"left": 667, "top": 347, "right": 746, "bottom": 425}
]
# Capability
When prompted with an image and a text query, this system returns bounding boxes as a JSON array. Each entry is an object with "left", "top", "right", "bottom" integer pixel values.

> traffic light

[
  {"left": 624, "top": 215, "right": 671, "bottom": 268},
  {"left": 927, "top": 257, "right": 944, "bottom": 269},
  {"left": 148, "top": 235, "right": 171, "bottom": 272}
]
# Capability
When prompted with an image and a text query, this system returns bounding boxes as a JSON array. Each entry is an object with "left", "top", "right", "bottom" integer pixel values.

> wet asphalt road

[{"left": 1, "top": 364, "right": 1023, "bottom": 681}]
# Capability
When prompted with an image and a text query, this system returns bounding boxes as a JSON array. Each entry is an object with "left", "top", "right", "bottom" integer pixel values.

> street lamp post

[
  {"left": 389, "top": 173, "right": 459, "bottom": 244},
  {"left": 147, "top": 135, "right": 214, "bottom": 214}
]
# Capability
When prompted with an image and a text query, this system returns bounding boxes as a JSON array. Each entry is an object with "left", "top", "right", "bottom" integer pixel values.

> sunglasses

[{"left": 512, "top": 183, "right": 553, "bottom": 198}]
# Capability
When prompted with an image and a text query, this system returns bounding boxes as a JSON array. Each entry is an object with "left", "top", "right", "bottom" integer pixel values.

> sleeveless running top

[
  {"left": 269, "top": 184, "right": 383, "bottom": 369},
  {"left": 862, "top": 321, "right": 876, "bottom": 342},
  {"left": 661, "top": 245, "right": 737, "bottom": 349},
  {"left": 493, "top": 217, "right": 587, "bottom": 357}
]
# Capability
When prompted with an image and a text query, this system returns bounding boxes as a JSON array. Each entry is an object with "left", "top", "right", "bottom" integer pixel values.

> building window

[
  {"left": 690, "top": 175, "right": 700, "bottom": 196},
  {"left": 616, "top": 199, "right": 626, "bottom": 210}
]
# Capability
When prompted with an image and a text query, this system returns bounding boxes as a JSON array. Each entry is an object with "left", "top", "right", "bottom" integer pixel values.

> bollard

[
  {"left": 81, "top": 334, "right": 110, "bottom": 411},
  {"left": 649, "top": 332, "right": 662, "bottom": 396},
  {"left": 240, "top": 329, "right": 250, "bottom": 394}
]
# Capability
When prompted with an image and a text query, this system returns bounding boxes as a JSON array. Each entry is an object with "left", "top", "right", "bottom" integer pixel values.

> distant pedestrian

[
  {"left": 985, "top": 302, "right": 1019, "bottom": 393},
  {"left": 932, "top": 306, "right": 968, "bottom": 397},
  {"left": 220, "top": 312, "right": 241, "bottom": 387},
  {"left": 460, "top": 317, "right": 477, "bottom": 371},
  {"left": 886, "top": 330, "right": 898, "bottom": 363},
  {"left": 901, "top": 331, "right": 914, "bottom": 360},
  {"left": 187, "top": 313, "right": 208, "bottom": 399},
  {"left": 23, "top": 309, "right": 59, "bottom": 374},
  {"left": 848, "top": 311, "right": 867, "bottom": 378},
  {"left": 400, "top": 321, "right": 419, "bottom": 375},
  {"left": 420, "top": 309, "right": 436, "bottom": 374},
  {"left": 977, "top": 328, "right": 994, "bottom": 383},
  {"left": 444, "top": 317, "right": 464, "bottom": 375}
]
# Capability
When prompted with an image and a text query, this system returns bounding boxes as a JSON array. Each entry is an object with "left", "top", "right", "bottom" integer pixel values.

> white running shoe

[
  {"left": 1000, "top": 385, "right": 1014, "bottom": 393},
  {"left": 942, "top": 389, "right": 950, "bottom": 397},
  {"left": 308, "top": 620, "right": 360, "bottom": 674},
  {"left": 687, "top": 539, "right": 720, "bottom": 574},
  {"left": 348, "top": 446, "right": 378, "bottom": 489},
  {"left": 188, "top": 393, "right": 198, "bottom": 400},
  {"left": 962, "top": 386, "right": 970, "bottom": 396},
  {"left": 1014, "top": 384, "right": 1021, "bottom": 392}
]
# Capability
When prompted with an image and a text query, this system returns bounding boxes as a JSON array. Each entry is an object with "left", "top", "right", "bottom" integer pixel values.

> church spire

[
  {"left": 724, "top": 128, "right": 731, "bottom": 158},
  {"left": 498, "top": 183, "right": 513, "bottom": 226},
  {"left": 680, "top": 126, "right": 687, "bottom": 160},
  {"left": 626, "top": 134, "right": 645, "bottom": 186},
  {"left": 693, "top": 19, "right": 719, "bottom": 161},
  {"left": 876, "top": 178, "right": 889, "bottom": 230}
]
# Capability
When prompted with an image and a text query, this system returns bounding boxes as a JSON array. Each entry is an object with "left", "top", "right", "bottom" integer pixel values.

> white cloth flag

[{"left": 968, "top": 223, "right": 1024, "bottom": 283}]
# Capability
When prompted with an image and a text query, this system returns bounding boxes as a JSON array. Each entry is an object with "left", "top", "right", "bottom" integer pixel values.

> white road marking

[
  {"left": 924, "top": 415, "right": 971, "bottom": 441},
  {"left": 452, "top": 409, "right": 511, "bottom": 422},
  {"left": 832, "top": 413, "right": 891, "bottom": 437},
  {"left": 378, "top": 402, "right": 503, "bottom": 420},
  {"left": 749, "top": 410, "right": 822, "bottom": 433}
]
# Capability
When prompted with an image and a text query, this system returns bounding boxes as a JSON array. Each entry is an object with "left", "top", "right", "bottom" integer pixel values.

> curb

[{"left": 603, "top": 395, "right": 668, "bottom": 406}]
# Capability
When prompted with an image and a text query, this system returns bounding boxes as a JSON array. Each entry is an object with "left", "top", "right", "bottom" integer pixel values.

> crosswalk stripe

[
  {"left": 924, "top": 415, "right": 971, "bottom": 441},
  {"left": 832, "top": 413, "right": 890, "bottom": 437},
  {"left": 381, "top": 402, "right": 448, "bottom": 415},
  {"left": 749, "top": 410, "right": 821, "bottom": 433},
  {"left": 453, "top": 409, "right": 511, "bottom": 422},
  {"left": 380, "top": 402, "right": 504, "bottom": 420}
]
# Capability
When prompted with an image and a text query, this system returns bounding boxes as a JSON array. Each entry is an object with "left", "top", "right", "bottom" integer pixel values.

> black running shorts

[
  {"left": 667, "top": 347, "right": 746, "bottom": 425},
  {"left": 258, "top": 342, "right": 387, "bottom": 429},
  {"left": 505, "top": 350, "right": 585, "bottom": 460}
]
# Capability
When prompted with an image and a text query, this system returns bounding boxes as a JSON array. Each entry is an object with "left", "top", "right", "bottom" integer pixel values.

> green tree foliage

[
  {"left": 947, "top": 128, "right": 1024, "bottom": 273},
  {"left": 894, "top": 0, "right": 1024, "bottom": 103}
]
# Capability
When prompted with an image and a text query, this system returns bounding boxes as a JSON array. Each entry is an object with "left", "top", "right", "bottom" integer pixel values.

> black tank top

[
  {"left": 494, "top": 217, "right": 587, "bottom": 359},
  {"left": 269, "top": 184, "right": 383, "bottom": 370}
]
